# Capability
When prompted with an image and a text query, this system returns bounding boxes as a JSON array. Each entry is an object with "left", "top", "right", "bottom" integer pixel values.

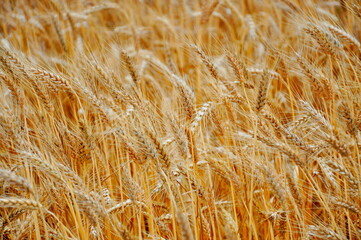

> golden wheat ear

[
  {"left": 121, "top": 49, "right": 139, "bottom": 85},
  {"left": 0, "top": 198, "right": 42, "bottom": 210},
  {"left": 0, "top": 169, "right": 34, "bottom": 194},
  {"left": 255, "top": 70, "right": 270, "bottom": 112}
]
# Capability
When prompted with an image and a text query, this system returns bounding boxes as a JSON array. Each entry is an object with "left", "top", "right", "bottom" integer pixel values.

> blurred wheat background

[{"left": 0, "top": 0, "right": 360, "bottom": 239}]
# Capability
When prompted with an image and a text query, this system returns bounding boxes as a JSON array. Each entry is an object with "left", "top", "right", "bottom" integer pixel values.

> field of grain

[{"left": 0, "top": 0, "right": 360, "bottom": 239}]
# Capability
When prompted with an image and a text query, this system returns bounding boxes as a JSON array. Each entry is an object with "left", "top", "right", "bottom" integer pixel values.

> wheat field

[{"left": 0, "top": 0, "right": 360, "bottom": 239}]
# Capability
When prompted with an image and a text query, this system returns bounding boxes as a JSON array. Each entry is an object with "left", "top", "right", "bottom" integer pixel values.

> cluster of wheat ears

[{"left": 0, "top": 0, "right": 360, "bottom": 239}]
